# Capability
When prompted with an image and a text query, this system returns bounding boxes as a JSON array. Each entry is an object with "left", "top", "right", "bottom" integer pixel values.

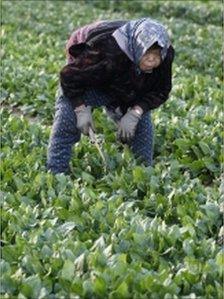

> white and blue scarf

[{"left": 112, "top": 18, "right": 171, "bottom": 74}]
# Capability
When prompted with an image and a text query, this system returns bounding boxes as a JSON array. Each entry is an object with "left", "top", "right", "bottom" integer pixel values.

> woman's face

[{"left": 139, "top": 48, "right": 162, "bottom": 72}]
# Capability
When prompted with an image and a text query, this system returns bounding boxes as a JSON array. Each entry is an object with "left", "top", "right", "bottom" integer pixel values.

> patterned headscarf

[{"left": 112, "top": 18, "right": 171, "bottom": 74}]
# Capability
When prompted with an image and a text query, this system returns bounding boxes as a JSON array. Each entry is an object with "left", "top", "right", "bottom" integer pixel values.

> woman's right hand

[{"left": 75, "top": 105, "right": 95, "bottom": 136}]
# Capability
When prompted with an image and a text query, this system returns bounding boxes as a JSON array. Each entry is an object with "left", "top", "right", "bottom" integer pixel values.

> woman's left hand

[{"left": 117, "top": 108, "right": 142, "bottom": 143}]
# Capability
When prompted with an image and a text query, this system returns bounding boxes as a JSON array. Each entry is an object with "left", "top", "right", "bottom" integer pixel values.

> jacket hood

[{"left": 112, "top": 18, "right": 171, "bottom": 72}]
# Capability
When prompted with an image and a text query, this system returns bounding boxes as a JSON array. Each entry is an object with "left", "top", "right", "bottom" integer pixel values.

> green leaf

[
  {"left": 81, "top": 172, "right": 95, "bottom": 184},
  {"left": 41, "top": 245, "right": 52, "bottom": 258},
  {"left": 18, "top": 293, "right": 27, "bottom": 299},
  {"left": 200, "top": 202, "right": 220, "bottom": 223},
  {"left": 0, "top": 260, "right": 11, "bottom": 275},
  {"left": 90, "top": 235, "right": 106, "bottom": 251},
  {"left": 57, "top": 222, "right": 77, "bottom": 236},
  {"left": 202, "top": 157, "right": 219, "bottom": 173},
  {"left": 199, "top": 141, "right": 211, "bottom": 155},
  {"left": 183, "top": 239, "right": 194, "bottom": 256},
  {"left": 83, "top": 279, "right": 93, "bottom": 297},
  {"left": 216, "top": 249, "right": 224, "bottom": 275},
  {"left": 61, "top": 260, "right": 75, "bottom": 282},
  {"left": 109, "top": 281, "right": 129, "bottom": 299},
  {"left": 174, "top": 139, "right": 191, "bottom": 151},
  {"left": 1, "top": 274, "right": 18, "bottom": 294},
  {"left": 21, "top": 255, "right": 43, "bottom": 275},
  {"left": 132, "top": 166, "right": 145, "bottom": 183},
  {"left": 74, "top": 252, "right": 87, "bottom": 274},
  {"left": 168, "top": 225, "right": 181, "bottom": 243},
  {"left": 21, "top": 275, "right": 42, "bottom": 299},
  {"left": 93, "top": 276, "right": 107, "bottom": 296}
]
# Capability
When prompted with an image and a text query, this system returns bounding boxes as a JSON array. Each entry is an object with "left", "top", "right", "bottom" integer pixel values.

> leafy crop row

[{"left": 1, "top": 1, "right": 223, "bottom": 298}]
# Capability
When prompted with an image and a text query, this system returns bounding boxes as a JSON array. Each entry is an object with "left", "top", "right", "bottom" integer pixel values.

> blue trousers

[{"left": 47, "top": 88, "right": 154, "bottom": 174}]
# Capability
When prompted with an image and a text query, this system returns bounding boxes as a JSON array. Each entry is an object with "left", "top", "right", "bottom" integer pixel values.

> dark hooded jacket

[{"left": 60, "top": 20, "right": 175, "bottom": 114}]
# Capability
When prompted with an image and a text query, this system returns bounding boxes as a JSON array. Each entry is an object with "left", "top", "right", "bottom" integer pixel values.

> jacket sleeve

[
  {"left": 136, "top": 46, "right": 175, "bottom": 113},
  {"left": 59, "top": 48, "right": 113, "bottom": 108},
  {"left": 60, "top": 38, "right": 118, "bottom": 107},
  {"left": 60, "top": 44, "right": 116, "bottom": 107}
]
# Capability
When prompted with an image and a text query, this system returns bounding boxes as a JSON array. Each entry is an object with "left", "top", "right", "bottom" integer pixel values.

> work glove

[
  {"left": 75, "top": 105, "right": 94, "bottom": 135},
  {"left": 117, "top": 108, "right": 141, "bottom": 143}
]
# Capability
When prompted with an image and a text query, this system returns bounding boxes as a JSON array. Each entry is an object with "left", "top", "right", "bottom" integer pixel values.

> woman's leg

[
  {"left": 130, "top": 112, "right": 154, "bottom": 166},
  {"left": 47, "top": 88, "right": 113, "bottom": 174},
  {"left": 46, "top": 91, "right": 81, "bottom": 174},
  {"left": 47, "top": 86, "right": 154, "bottom": 173},
  {"left": 105, "top": 105, "right": 154, "bottom": 166},
  {"left": 105, "top": 106, "right": 154, "bottom": 166}
]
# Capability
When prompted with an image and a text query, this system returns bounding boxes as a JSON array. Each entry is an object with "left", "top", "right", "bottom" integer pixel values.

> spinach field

[{"left": 1, "top": 1, "right": 223, "bottom": 298}]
